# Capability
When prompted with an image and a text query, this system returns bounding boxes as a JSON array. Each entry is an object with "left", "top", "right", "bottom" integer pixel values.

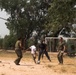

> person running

[
  {"left": 37, "top": 40, "right": 51, "bottom": 64},
  {"left": 57, "top": 37, "right": 66, "bottom": 64},
  {"left": 26, "top": 45, "right": 37, "bottom": 63},
  {"left": 14, "top": 37, "right": 23, "bottom": 65}
]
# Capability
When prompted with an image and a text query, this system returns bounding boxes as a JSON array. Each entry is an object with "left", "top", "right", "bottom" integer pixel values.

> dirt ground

[{"left": 0, "top": 50, "right": 76, "bottom": 75}]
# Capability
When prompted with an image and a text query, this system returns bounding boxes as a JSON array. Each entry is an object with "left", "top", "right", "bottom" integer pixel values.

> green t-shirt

[{"left": 15, "top": 40, "right": 21, "bottom": 49}]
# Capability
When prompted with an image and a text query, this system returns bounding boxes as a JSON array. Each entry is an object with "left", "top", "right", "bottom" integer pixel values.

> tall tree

[
  {"left": 0, "top": 0, "right": 51, "bottom": 39},
  {"left": 0, "top": 0, "right": 51, "bottom": 48},
  {"left": 46, "top": 0, "right": 76, "bottom": 36}
]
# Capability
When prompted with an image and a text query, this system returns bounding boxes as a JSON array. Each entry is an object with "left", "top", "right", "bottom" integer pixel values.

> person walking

[
  {"left": 37, "top": 40, "right": 51, "bottom": 64},
  {"left": 14, "top": 37, "right": 23, "bottom": 65},
  {"left": 57, "top": 37, "right": 66, "bottom": 64}
]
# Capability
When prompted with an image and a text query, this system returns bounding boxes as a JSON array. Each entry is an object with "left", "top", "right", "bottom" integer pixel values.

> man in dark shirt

[{"left": 37, "top": 40, "right": 51, "bottom": 64}]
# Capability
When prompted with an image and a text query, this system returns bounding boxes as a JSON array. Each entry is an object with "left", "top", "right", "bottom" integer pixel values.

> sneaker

[
  {"left": 16, "top": 63, "right": 20, "bottom": 65},
  {"left": 58, "top": 63, "right": 63, "bottom": 65},
  {"left": 49, "top": 59, "right": 51, "bottom": 62},
  {"left": 37, "top": 61, "right": 40, "bottom": 64},
  {"left": 14, "top": 61, "right": 20, "bottom": 65}
]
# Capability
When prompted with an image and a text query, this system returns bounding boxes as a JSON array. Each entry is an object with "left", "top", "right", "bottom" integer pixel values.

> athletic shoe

[
  {"left": 37, "top": 61, "right": 40, "bottom": 64},
  {"left": 14, "top": 61, "right": 20, "bottom": 65}
]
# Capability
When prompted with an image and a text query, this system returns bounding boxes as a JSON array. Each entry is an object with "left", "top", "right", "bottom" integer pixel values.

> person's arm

[
  {"left": 61, "top": 44, "right": 66, "bottom": 53},
  {"left": 22, "top": 48, "right": 30, "bottom": 53},
  {"left": 38, "top": 44, "right": 40, "bottom": 51},
  {"left": 45, "top": 44, "right": 48, "bottom": 51},
  {"left": 63, "top": 41, "right": 66, "bottom": 52},
  {"left": 63, "top": 45, "right": 66, "bottom": 52},
  {"left": 19, "top": 41, "right": 23, "bottom": 49},
  {"left": 26, "top": 48, "right": 30, "bottom": 51},
  {"left": 19, "top": 42, "right": 22, "bottom": 48},
  {"left": 44, "top": 43, "right": 48, "bottom": 51}
]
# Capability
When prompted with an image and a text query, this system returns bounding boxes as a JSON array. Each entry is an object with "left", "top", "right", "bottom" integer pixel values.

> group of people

[{"left": 14, "top": 37, "right": 66, "bottom": 65}]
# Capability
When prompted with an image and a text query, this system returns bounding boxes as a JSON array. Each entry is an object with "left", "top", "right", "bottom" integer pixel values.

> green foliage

[
  {"left": 3, "top": 35, "right": 17, "bottom": 50},
  {"left": 0, "top": 0, "right": 76, "bottom": 49},
  {"left": 0, "top": 38, "right": 3, "bottom": 49},
  {"left": 0, "top": 0, "right": 50, "bottom": 39},
  {"left": 66, "top": 39, "right": 76, "bottom": 56},
  {"left": 67, "top": 39, "right": 76, "bottom": 49},
  {"left": 27, "top": 38, "right": 35, "bottom": 47},
  {"left": 46, "top": 0, "right": 76, "bottom": 36}
]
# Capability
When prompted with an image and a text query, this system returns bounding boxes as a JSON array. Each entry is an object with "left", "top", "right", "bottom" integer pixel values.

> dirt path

[{"left": 0, "top": 51, "right": 76, "bottom": 75}]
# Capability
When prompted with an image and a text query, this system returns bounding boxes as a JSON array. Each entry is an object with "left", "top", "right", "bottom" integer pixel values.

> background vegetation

[{"left": 0, "top": 0, "right": 76, "bottom": 50}]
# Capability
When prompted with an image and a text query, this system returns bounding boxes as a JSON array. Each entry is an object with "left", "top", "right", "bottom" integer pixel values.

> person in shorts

[{"left": 26, "top": 45, "right": 37, "bottom": 63}]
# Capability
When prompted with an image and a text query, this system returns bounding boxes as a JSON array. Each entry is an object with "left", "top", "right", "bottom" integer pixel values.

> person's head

[
  {"left": 59, "top": 37, "right": 63, "bottom": 41},
  {"left": 18, "top": 37, "right": 22, "bottom": 41},
  {"left": 41, "top": 40, "right": 45, "bottom": 44}
]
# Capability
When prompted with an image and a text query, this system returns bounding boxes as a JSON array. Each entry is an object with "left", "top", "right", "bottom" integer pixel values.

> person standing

[
  {"left": 57, "top": 37, "right": 66, "bottom": 64},
  {"left": 14, "top": 37, "right": 23, "bottom": 65},
  {"left": 37, "top": 40, "right": 51, "bottom": 64}
]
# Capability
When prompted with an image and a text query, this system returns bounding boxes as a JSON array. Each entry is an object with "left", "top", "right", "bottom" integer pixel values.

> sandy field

[{"left": 0, "top": 50, "right": 76, "bottom": 75}]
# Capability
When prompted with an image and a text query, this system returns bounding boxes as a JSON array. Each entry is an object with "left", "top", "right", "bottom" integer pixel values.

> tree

[
  {"left": 0, "top": 0, "right": 51, "bottom": 48},
  {"left": 0, "top": 37, "right": 3, "bottom": 49},
  {"left": 3, "top": 35, "right": 17, "bottom": 50},
  {"left": 0, "top": 0, "right": 50, "bottom": 38},
  {"left": 46, "top": 0, "right": 76, "bottom": 36}
]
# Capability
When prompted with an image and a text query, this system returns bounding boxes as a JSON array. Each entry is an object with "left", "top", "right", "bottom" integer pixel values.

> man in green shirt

[
  {"left": 57, "top": 37, "right": 66, "bottom": 64},
  {"left": 14, "top": 37, "right": 23, "bottom": 65}
]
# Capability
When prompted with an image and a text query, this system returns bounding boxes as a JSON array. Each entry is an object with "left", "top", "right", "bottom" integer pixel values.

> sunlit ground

[{"left": 0, "top": 50, "right": 76, "bottom": 75}]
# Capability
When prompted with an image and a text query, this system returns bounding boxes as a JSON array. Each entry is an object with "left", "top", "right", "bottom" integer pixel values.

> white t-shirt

[{"left": 29, "top": 45, "right": 36, "bottom": 54}]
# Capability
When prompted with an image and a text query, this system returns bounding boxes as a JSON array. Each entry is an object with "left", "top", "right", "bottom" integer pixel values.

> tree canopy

[
  {"left": 46, "top": 0, "right": 76, "bottom": 36},
  {"left": 0, "top": 0, "right": 50, "bottom": 39},
  {"left": 0, "top": 0, "right": 76, "bottom": 38}
]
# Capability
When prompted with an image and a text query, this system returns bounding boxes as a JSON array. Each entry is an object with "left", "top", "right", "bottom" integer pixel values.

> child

[{"left": 26, "top": 45, "right": 37, "bottom": 63}]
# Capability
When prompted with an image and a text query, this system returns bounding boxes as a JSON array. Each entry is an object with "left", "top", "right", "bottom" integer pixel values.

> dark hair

[
  {"left": 18, "top": 37, "right": 22, "bottom": 40},
  {"left": 41, "top": 39, "right": 45, "bottom": 43},
  {"left": 60, "top": 37, "right": 63, "bottom": 40}
]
